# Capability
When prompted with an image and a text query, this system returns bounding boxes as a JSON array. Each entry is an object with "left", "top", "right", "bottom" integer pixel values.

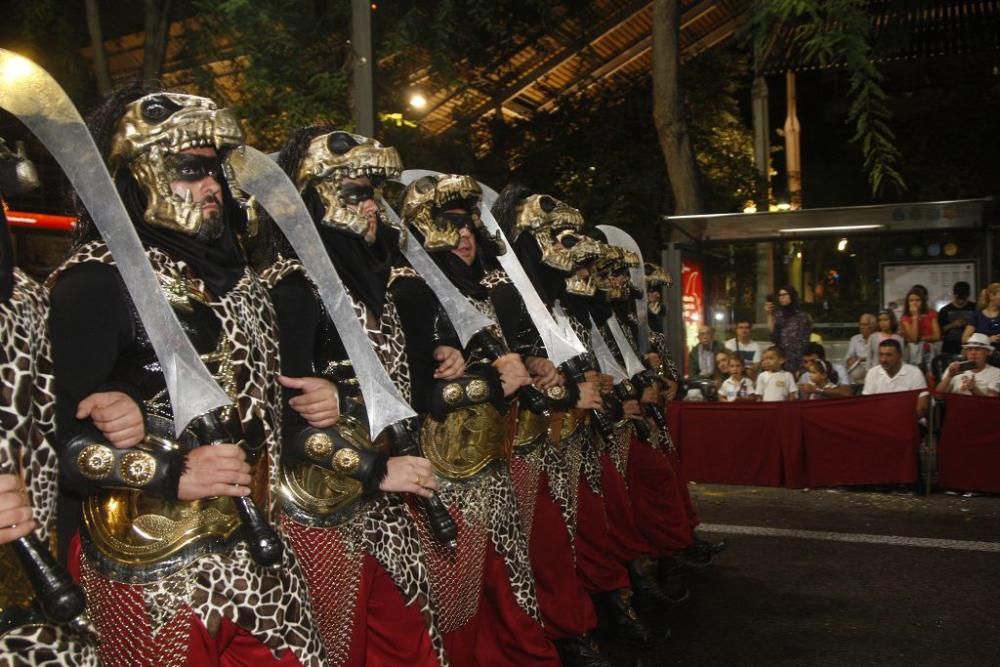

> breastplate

[
  {"left": 560, "top": 408, "right": 589, "bottom": 441},
  {"left": 280, "top": 402, "right": 388, "bottom": 528},
  {"left": 513, "top": 407, "right": 549, "bottom": 454},
  {"left": 420, "top": 390, "right": 507, "bottom": 480}
]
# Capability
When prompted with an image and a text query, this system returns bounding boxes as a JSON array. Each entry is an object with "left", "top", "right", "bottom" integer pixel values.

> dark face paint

[
  {"left": 438, "top": 210, "right": 474, "bottom": 231},
  {"left": 340, "top": 181, "right": 375, "bottom": 205},
  {"left": 166, "top": 153, "right": 222, "bottom": 183}
]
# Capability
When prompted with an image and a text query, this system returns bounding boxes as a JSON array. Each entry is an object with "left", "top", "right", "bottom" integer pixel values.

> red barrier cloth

[
  {"left": 667, "top": 401, "right": 787, "bottom": 486},
  {"left": 667, "top": 392, "right": 923, "bottom": 488},
  {"left": 797, "top": 392, "right": 921, "bottom": 487},
  {"left": 529, "top": 472, "right": 598, "bottom": 640},
  {"left": 938, "top": 393, "right": 1000, "bottom": 492}
]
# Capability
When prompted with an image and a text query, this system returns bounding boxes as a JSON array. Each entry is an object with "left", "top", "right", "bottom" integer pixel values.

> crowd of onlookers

[{"left": 683, "top": 280, "right": 1000, "bottom": 409}]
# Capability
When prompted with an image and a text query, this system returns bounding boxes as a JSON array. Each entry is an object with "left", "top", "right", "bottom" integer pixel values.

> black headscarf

[{"left": 116, "top": 169, "right": 247, "bottom": 297}]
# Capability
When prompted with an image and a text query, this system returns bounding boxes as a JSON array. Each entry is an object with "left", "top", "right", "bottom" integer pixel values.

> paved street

[{"left": 603, "top": 485, "right": 1000, "bottom": 667}]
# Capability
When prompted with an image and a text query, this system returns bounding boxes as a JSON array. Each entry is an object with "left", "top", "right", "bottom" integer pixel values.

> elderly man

[
  {"left": 935, "top": 333, "right": 1000, "bottom": 396},
  {"left": 862, "top": 339, "right": 929, "bottom": 417},
  {"left": 688, "top": 324, "right": 725, "bottom": 378},
  {"left": 845, "top": 313, "right": 876, "bottom": 384}
]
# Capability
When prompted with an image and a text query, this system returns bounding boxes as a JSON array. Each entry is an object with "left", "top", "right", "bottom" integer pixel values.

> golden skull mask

[
  {"left": 402, "top": 174, "right": 482, "bottom": 252},
  {"left": 109, "top": 93, "right": 245, "bottom": 236},
  {"left": 294, "top": 131, "right": 403, "bottom": 238},
  {"left": 645, "top": 262, "right": 673, "bottom": 288}
]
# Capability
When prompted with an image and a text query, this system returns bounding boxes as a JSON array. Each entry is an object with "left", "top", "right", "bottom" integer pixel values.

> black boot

[
  {"left": 555, "top": 635, "right": 615, "bottom": 667},
  {"left": 693, "top": 535, "right": 727, "bottom": 555},
  {"left": 594, "top": 589, "right": 655, "bottom": 647},
  {"left": 658, "top": 551, "right": 711, "bottom": 577},
  {"left": 627, "top": 559, "right": 672, "bottom": 608}
]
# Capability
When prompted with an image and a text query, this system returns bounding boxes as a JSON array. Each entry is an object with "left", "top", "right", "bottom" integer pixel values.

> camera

[{"left": 956, "top": 360, "right": 977, "bottom": 372}]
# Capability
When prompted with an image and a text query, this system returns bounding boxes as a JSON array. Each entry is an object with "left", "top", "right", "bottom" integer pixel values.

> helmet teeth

[{"left": 184, "top": 188, "right": 193, "bottom": 204}]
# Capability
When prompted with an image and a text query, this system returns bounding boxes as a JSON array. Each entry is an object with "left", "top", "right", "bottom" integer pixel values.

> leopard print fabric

[
  {"left": 261, "top": 258, "right": 446, "bottom": 666},
  {"left": 0, "top": 270, "right": 99, "bottom": 665},
  {"left": 50, "top": 242, "right": 325, "bottom": 667},
  {"left": 0, "top": 623, "right": 100, "bottom": 667}
]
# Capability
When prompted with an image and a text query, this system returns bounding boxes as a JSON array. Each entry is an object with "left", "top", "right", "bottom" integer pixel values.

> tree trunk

[
  {"left": 651, "top": 0, "right": 704, "bottom": 215},
  {"left": 85, "top": 0, "right": 112, "bottom": 95},
  {"left": 142, "top": 0, "right": 173, "bottom": 84}
]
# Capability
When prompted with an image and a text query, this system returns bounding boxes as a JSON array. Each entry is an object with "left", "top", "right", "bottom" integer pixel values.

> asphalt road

[{"left": 601, "top": 484, "right": 1000, "bottom": 667}]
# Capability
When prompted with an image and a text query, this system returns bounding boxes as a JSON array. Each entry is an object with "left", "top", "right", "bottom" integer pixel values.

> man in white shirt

[
  {"left": 844, "top": 313, "right": 876, "bottom": 384},
  {"left": 862, "top": 338, "right": 929, "bottom": 417},
  {"left": 798, "top": 342, "right": 852, "bottom": 398},
  {"left": 725, "top": 319, "right": 763, "bottom": 378},
  {"left": 934, "top": 333, "right": 1000, "bottom": 397}
]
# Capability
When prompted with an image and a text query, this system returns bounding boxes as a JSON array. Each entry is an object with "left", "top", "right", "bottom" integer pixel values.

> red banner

[
  {"left": 668, "top": 391, "right": 924, "bottom": 488},
  {"left": 937, "top": 394, "right": 1000, "bottom": 493}
]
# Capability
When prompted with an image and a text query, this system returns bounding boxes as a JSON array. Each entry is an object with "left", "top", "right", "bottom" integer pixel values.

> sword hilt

[
  {"left": 190, "top": 410, "right": 283, "bottom": 566},
  {"left": 388, "top": 421, "right": 458, "bottom": 548},
  {"left": 11, "top": 533, "right": 87, "bottom": 625},
  {"left": 470, "top": 330, "right": 551, "bottom": 416},
  {"left": 560, "top": 356, "right": 618, "bottom": 442}
]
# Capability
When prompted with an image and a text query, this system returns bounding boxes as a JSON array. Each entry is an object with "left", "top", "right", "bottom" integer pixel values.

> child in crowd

[
  {"left": 868, "top": 309, "right": 905, "bottom": 366},
  {"left": 801, "top": 359, "right": 840, "bottom": 400},
  {"left": 719, "top": 353, "right": 755, "bottom": 402},
  {"left": 755, "top": 346, "right": 798, "bottom": 401}
]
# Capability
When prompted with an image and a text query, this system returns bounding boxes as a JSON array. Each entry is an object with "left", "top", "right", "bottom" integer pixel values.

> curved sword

[
  {"left": 607, "top": 314, "right": 646, "bottom": 378},
  {"left": 589, "top": 316, "right": 629, "bottom": 384},
  {"left": 229, "top": 147, "right": 416, "bottom": 438},
  {"left": 596, "top": 224, "right": 650, "bottom": 356},
  {"left": 0, "top": 49, "right": 230, "bottom": 435}
]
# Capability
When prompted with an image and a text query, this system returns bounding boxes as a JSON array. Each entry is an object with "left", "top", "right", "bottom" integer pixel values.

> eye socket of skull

[
  {"left": 557, "top": 231, "right": 579, "bottom": 249},
  {"left": 140, "top": 95, "right": 183, "bottom": 123},
  {"left": 539, "top": 195, "right": 556, "bottom": 214},
  {"left": 328, "top": 131, "right": 359, "bottom": 155}
]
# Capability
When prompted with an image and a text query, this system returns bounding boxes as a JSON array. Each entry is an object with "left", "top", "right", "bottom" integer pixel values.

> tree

[
  {"left": 142, "top": 0, "right": 172, "bottom": 84},
  {"left": 744, "top": 0, "right": 904, "bottom": 197},
  {"left": 85, "top": 0, "right": 112, "bottom": 96},
  {"left": 651, "top": 0, "right": 705, "bottom": 215}
]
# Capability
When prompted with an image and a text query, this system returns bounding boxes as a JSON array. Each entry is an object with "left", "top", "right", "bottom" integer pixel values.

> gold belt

[{"left": 420, "top": 402, "right": 507, "bottom": 480}]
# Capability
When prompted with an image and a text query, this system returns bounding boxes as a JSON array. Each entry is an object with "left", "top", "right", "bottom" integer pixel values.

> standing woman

[
  {"left": 899, "top": 288, "right": 941, "bottom": 368},
  {"left": 766, "top": 285, "right": 811, "bottom": 373},
  {"left": 962, "top": 283, "right": 1000, "bottom": 360}
]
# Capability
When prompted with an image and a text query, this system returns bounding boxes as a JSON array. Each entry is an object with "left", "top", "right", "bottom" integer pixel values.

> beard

[{"left": 194, "top": 199, "right": 225, "bottom": 242}]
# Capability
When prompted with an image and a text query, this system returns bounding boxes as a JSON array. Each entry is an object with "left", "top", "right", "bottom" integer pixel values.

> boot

[
  {"left": 594, "top": 589, "right": 655, "bottom": 647},
  {"left": 658, "top": 551, "right": 711, "bottom": 577},
  {"left": 555, "top": 635, "right": 615, "bottom": 667},
  {"left": 692, "top": 535, "right": 727, "bottom": 555},
  {"left": 627, "top": 559, "right": 672, "bottom": 608}
]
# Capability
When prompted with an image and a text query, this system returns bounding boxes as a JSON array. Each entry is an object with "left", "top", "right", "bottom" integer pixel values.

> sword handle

[
  {"left": 11, "top": 533, "right": 87, "bottom": 625},
  {"left": 644, "top": 403, "right": 667, "bottom": 433},
  {"left": 189, "top": 411, "right": 283, "bottom": 566},
  {"left": 470, "top": 330, "right": 551, "bottom": 416},
  {"left": 561, "top": 356, "right": 618, "bottom": 443},
  {"left": 388, "top": 421, "right": 458, "bottom": 548}
]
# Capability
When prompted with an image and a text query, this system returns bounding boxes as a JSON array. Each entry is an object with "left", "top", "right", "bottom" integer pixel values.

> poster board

[{"left": 881, "top": 261, "right": 977, "bottom": 313}]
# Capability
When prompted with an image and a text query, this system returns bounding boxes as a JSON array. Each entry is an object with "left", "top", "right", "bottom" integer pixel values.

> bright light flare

[
  {"left": 1, "top": 53, "right": 33, "bottom": 85},
  {"left": 408, "top": 93, "right": 427, "bottom": 110},
  {"left": 837, "top": 238, "right": 848, "bottom": 252}
]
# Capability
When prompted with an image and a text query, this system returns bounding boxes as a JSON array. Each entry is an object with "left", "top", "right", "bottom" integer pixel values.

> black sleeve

[
  {"left": 49, "top": 263, "right": 136, "bottom": 446},
  {"left": 490, "top": 283, "right": 543, "bottom": 358},
  {"left": 269, "top": 272, "right": 323, "bottom": 440},
  {"left": 390, "top": 276, "right": 458, "bottom": 413}
]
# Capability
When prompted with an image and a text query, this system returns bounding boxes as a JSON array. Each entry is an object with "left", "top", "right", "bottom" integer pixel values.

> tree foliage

[{"left": 744, "top": 0, "right": 905, "bottom": 197}]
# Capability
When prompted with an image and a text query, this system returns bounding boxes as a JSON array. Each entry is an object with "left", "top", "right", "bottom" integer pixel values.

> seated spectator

[
  {"left": 862, "top": 339, "right": 928, "bottom": 417},
  {"left": 935, "top": 333, "right": 1000, "bottom": 397},
  {"left": 800, "top": 359, "right": 843, "bottom": 400},
  {"left": 755, "top": 346, "right": 797, "bottom": 402},
  {"left": 797, "top": 342, "right": 852, "bottom": 398},
  {"left": 725, "top": 319, "right": 763, "bottom": 378},
  {"left": 938, "top": 281, "right": 975, "bottom": 356},
  {"left": 868, "top": 309, "right": 905, "bottom": 366},
  {"left": 961, "top": 283, "right": 1000, "bottom": 355},
  {"left": 719, "top": 353, "right": 755, "bottom": 402},
  {"left": 712, "top": 349, "right": 730, "bottom": 391},
  {"left": 844, "top": 313, "right": 876, "bottom": 384},
  {"left": 900, "top": 287, "right": 941, "bottom": 368},
  {"left": 687, "top": 324, "right": 724, "bottom": 378}
]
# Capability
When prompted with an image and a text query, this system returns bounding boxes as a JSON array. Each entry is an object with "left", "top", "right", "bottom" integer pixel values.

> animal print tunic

[{"left": 49, "top": 243, "right": 324, "bottom": 667}]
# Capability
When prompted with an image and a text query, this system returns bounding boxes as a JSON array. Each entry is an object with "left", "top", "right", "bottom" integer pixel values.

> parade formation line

[{"left": 699, "top": 523, "right": 1000, "bottom": 553}]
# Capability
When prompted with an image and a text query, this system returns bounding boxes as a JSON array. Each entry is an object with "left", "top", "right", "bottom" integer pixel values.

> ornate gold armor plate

[
  {"left": 420, "top": 401, "right": 507, "bottom": 480},
  {"left": 513, "top": 407, "right": 549, "bottom": 452}
]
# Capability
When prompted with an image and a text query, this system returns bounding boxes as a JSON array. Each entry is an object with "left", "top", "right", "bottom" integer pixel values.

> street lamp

[{"left": 408, "top": 93, "right": 427, "bottom": 110}]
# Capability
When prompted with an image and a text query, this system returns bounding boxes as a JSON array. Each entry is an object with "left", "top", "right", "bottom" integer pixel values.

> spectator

[
  {"left": 755, "top": 346, "right": 798, "bottom": 401},
  {"left": 862, "top": 339, "right": 928, "bottom": 418},
  {"left": 868, "top": 309, "right": 905, "bottom": 366},
  {"left": 935, "top": 333, "right": 1000, "bottom": 397},
  {"left": 712, "top": 350, "right": 731, "bottom": 392},
  {"left": 797, "top": 342, "right": 852, "bottom": 398},
  {"left": 687, "top": 324, "right": 724, "bottom": 378},
  {"left": 766, "top": 285, "right": 811, "bottom": 373},
  {"left": 719, "top": 354, "right": 755, "bottom": 402},
  {"left": 725, "top": 319, "right": 763, "bottom": 378},
  {"left": 961, "top": 282, "right": 1000, "bottom": 353},
  {"left": 938, "top": 281, "right": 975, "bottom": 356},
  {"left": 900, "top": 287, "right": 941, "bottom": 368},
  {"left": 844, "top": 313, "right": 876, "bottom": 384},
  {"left": 801, "top": 359, "right": 841, "bottom": 400}
]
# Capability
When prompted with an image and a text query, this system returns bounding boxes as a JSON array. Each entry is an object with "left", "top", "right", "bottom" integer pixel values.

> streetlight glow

[{"left": 409, "top": 93, "right": 427, "bottom": 109}]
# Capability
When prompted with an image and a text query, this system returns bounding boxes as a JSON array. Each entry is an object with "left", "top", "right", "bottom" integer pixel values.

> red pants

[
  {"left": 188, "top": 616, "right": 303, "bottom": 667},
  {"left": 529, "top": 472, "right": 598, "bottom": 640},
  {"left": 599, "top": 452, "right": 649, "bottom": 562},
  {"left": 627, "top": 437, "right": 696, "bottom": 557},
  {"left": 443, "top": 543, "right": 561, "bottom": 667},
  {"left": 668, "top": 449, "right": 701, "bottom": 531},
  {"left": 574, "top": 477, "right": 630, "bottom": 594}
]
